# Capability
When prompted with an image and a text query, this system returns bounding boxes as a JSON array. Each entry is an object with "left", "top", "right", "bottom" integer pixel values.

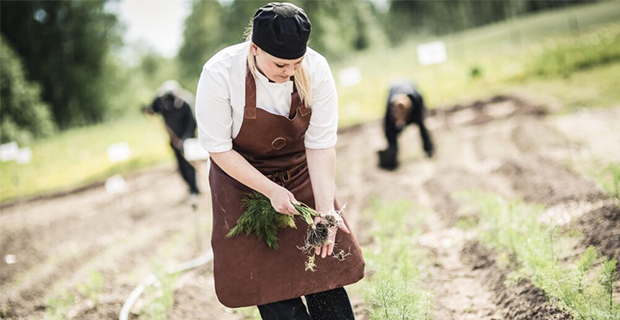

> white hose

[
  {"left": 120, "top": 198, "right": 212, "bottom": 320},
  {"left": 119, "top": 251, "right": 213, "bottom": 320}
]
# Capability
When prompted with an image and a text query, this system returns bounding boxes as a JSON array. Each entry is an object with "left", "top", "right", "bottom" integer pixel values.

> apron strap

[
  {"left": 289, "top": 82, "right": 300, "bottom": 119},
  {"left": 244, "top": 65, "right": 257, "bottom": 119},
  {"left": 289, "top": 78, "right": 311, "bottom": 118}
]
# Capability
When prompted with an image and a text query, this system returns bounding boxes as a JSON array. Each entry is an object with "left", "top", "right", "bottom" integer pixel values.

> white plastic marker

[
  {"left": 183, "top": 138, "right": 210, "bottom": 162},
  {"left": 416, "top": 41, "right": 447, "bottom": 66},
  {"left": 338, "top": 66, "right": 362, "bottom": 87},
  {"left": 105, "top": 175, "right": 126, "bottom": 194},
  {"left": 16, "top": 147, "right": 32, "bottom": 164},
  {"left": 0, "top": 142, "right": 19, "bottom": 162},
  {"left": 183, "top": 138, "right": 211, "bottom": 176},
  {"left": 107, "top": 142, "right": 131, "bottom": 163},
  {"left": 5, "top": 254, "right": 16, "bottom": 264}
]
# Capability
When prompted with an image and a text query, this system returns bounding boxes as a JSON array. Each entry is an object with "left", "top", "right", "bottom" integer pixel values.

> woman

[{"left": 195, "top": 3, "right": 364, "bottom": 319}]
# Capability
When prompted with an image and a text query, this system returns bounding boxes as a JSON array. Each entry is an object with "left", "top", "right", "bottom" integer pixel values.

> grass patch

[
  {"left": 362, "top": 198, "right": 433, "bottom": 320},
  {"left": 516, "top": 61, "right": 620, "bottom": 112},
  {"left": 74, "top": 270, "right": 105, "bottom": 307},
  {"left": 43, "top": 270, "right": 105, "bottom": 320},
  {"left": 44, "top": 292, "right": 76, "bottom": 320},
  {"left": 139, "top": 266, "right": 178, "bottom": 320},
  {"left": 456, "top": 191, "right": 620, "bottom": 320},
  {"left": 0, "top": 113, "right": 172, "bottom": 202},
  {"left": 587, "top": 161, "right": 620, "bottom": 200},
  {"left": 233, "top": 307, "right": 262, "bottom": 320},
  {"left": 600, "top": 162, "right": 620, "bottom": 200},
  {"left": 567, "top": 159, "right": 620, "bottom": 201},
  {"left": 524, "top": 23, "right": 620, "bottom": 78}
]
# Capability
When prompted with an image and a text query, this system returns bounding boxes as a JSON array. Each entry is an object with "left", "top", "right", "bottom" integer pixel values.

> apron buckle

[
  {"left": 268, "top": 169, "right": 291, "bottom": 185},
  {"left": 281, "top": 170, "right": 291, "bottom": 183}
]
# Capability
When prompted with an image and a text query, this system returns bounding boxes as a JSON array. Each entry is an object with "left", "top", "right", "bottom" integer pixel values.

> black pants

[
  {"left": 257, "top": 287, "right": 354, "bottom": 320},
  {"left": 171, "top": 145, "right": 200, "bottom": 195}
]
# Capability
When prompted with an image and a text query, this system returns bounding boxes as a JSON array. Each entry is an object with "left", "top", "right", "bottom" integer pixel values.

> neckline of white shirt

[{"left": 253, "top": 66, "right": 292, "bottom": 87}]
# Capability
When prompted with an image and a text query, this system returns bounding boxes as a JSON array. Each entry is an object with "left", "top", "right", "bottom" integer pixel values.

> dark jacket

[
  {"left": 384, "top": 80, "right": 431, "bottom": 153},
  {"left": 150, "top": 93, "right": 197, "bottom": 142}
]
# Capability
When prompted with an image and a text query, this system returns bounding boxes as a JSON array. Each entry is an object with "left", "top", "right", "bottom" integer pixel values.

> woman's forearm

[
  {"left": 210, "top": 150, "right": 279, "bottom": 197},
  {"left": 306, "top": 147, "right": 336, "bottom": 213}
]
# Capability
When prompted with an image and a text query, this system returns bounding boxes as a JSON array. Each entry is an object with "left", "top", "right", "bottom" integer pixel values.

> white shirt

[{"left": 195, "top": 41, "right": 338, "bottom": 153}]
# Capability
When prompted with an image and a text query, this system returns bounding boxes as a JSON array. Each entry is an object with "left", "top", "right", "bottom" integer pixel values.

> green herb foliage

[
  {"left": 226, "top": 192, "right": 316, "bottom": 250},
  {"left": 456, "top": 191, "right": 620, "bottom": 320},
  {"left": 363, "top": 199, "right": 434, "bottom": 320}
]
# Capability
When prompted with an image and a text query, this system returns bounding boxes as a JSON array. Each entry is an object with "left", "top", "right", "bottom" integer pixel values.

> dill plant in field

[
  {"left": 363, "top": 199, "right": 433, "bottom": 320},
  {"left": 601, "top": 162, "right": 620, "bottom": 200},
  {"left": 456, "top": 191, "right": 620, "bottom": 320}
]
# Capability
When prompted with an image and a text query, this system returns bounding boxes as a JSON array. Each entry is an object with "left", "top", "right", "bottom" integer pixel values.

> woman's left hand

[{"left": 314, "top": 214, "right": 350, "bottom": 258}]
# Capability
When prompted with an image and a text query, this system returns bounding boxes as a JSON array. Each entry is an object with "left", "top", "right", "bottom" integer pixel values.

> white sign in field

[
  {"left": 16, "top": 147, "right": 32, "bottom": 164},
  {"left": 0, "top": 142, "right": 19, "bottom": 162},
  {"left": 416, "top": 41, "right": 448, "bottom": 66},
  {"left": 107, "top": 142, "right": 132, "bottom": 163},
  {"left": 338, "top": 66, "right": 362, "bottom": 87},
  {"left": 183, "top": 138, "right": 210, "bottom": 162}
]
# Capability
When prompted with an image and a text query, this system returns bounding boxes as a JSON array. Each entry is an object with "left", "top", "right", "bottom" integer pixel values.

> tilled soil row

[
  {"left": 451, "top": 116, "right": 619, "bottom": 319},
  {"left": 418, "top": 99, "right": 619, "bottom": 319},
  {"left": 494, "top": 155, "right": 620, "bottom": 271},
  {"left": 0, "top": 166, "right": 212, "bottom": 319},
  {"left": 421, "top": 164, "right": 574, "bottom": 320},
  {"left": 461, "top": 241, "right": 572, "bottom": 320}
]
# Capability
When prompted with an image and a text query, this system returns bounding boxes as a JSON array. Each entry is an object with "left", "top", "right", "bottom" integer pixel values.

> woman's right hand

[{"left": 266, "top": 185, "right": 299, "bottom": 216}]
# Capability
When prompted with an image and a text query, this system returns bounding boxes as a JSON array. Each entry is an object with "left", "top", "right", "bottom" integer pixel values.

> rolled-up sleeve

[
  {"left": 195, "top": 66, "right": 233, "bottom": 153},
  {"left": 305, "top": 57, "right": 338, "bottom": 149}
]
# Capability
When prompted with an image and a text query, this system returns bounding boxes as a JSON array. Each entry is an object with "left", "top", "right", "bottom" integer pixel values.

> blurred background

[
  {"left": 1, "top": 1, "right": 620, "bottom": 320},
  {"left": 2, "top": 0, "right": 619, "bottom": 201}
]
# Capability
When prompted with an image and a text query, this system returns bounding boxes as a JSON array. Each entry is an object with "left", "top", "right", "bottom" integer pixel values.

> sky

[
  {"left": 108, "top": 0, "right": 192, "bottom": 59},
  {"left": 107, "top": 0, "right": 388, "bottom": 59}
]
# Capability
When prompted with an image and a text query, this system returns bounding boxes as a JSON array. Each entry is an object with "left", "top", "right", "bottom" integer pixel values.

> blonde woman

[{"left": 196, "top": 3, "right": 364, "bottom": 319}]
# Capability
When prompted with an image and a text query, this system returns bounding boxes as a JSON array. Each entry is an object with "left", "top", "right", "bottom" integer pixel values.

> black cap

[{"left": 252, "top": 2, "right": 311, "bottom": 60}]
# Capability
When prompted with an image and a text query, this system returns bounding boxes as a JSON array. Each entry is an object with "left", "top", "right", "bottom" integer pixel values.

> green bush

[
  {"left": 526, "top": 23, "right": 620, "bottom": 77},
  {"left": 0, "top": 37, "right": 55, "bottom": 144}
]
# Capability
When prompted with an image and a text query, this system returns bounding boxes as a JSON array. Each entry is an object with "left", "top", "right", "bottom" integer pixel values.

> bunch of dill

[{"left": 226, "top": 192, "right": 316, "bottom": 250}]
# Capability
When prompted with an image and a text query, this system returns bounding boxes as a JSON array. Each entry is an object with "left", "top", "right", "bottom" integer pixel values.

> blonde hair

[{"left": 245, "top": 28, "right": 313, "bottom": 108}]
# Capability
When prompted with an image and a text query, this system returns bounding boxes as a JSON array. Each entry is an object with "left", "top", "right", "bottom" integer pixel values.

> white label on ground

[
  {"left": 105, "top": 175, "right": 126, "bottom": 194},
  {"left": 5, "top": 254, "right": 16, "bottom": 264}
]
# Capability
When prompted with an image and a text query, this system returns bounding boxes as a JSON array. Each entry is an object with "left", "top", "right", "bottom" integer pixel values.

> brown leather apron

[{"left": 208, "top": 67, "right": 365, "bottom": 308}]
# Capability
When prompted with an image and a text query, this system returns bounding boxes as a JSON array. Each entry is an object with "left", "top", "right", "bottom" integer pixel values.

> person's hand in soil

[
  {"left": 314, "top": 213, "right": 350, "bottom": 258},
  {"left": 266, "top": 185, "right": 299, "bottom": 216}
]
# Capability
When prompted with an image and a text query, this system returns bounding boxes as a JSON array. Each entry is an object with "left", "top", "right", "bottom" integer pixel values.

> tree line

[{"left": 0, "top": 0, "right": 594, "bottom": 144}]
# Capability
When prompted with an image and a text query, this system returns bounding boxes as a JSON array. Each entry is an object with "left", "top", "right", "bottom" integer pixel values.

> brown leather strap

[
  {"left": 290, "top": 78, "right": 311, "bottom": 118},
  {"left": 288, "top": 88, "right": 300, "bottom": 119},
  {"left": 244, "top": 65, "right": 257, "bottom": 119},
  {"left": 266, "top": 159, "right": 307, "bottom": 184}
]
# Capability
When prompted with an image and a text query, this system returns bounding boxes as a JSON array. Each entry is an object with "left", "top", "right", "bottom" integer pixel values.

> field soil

[{"left": 2, "top": 94, "right": 619, "bottom": 319}]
